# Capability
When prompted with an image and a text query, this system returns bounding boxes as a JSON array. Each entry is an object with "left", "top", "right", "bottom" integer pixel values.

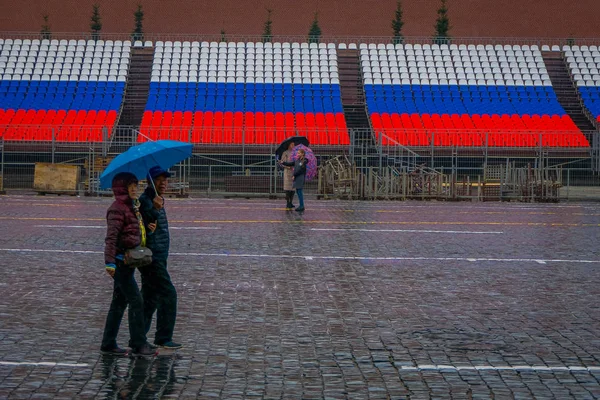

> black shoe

[
  {"left": 132, "top": 343, "right": 158, "bottom": 357},
  {"left": 295, "top": 206, "right": 305, "bottom": 212},
  {"left": 156, "top": 341, "right": 183, "bottom": 350},
  {"left": 285, "top": 202, "right": 293, "bottom": 209},
  {"left": 128, "top": 341, "right": 158, "bottom": 350},
  {"left": 100, "top": 346, "right": 129, "bottom": 356}
]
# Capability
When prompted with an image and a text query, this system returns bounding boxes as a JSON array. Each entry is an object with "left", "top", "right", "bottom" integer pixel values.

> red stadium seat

[
  {"left": 244, "top": 112, "right": 255, "bottom": 144},
  {"left": 161, "top": 111, "right": 173, "bottom": 141},
  {"left": 223, "top": 111, "right": 234, "bottom": 144},
  {"left": 192, "top": 111, "right": 203, "bottom": 143},
  {"left": 391, "top": 113, "right": 405, "bottom": 145},
  {"left": 202, "top": 111, "right": 214, "bottom": 143},
  {"left": 254, "top": 112, "right": 265, "bottom": 144},
  {"left": 337, "top": 116, "right": 350, "bottom": 144},
  {"left": 213, "top": 111, "right": 224, "bottom": 143},
  {"left": 296, "top": 113, "right": 307, "bottom": 141},
  {"left": 315, "top": 113, "right": 327, "bottom": 144},
  {"left": 380, "top": 113, "right": 393, "bottom": 145},
  {"left": 284, "top": 112, "right": 295, "bottom": 140},
  {"left": 274, "top": 112, "right": 285, "bottom": 143},
  {"left": 233, "top": 112, "right": 244, "bottom": 144},
  {"left": 265, "top": 112, "right": 275, "bottom": 144},
  {"left": 325, "top": 113, "right": 337, "bottom": 144},
  {"left": 171, "top": 111, "right": 183, "bottom": 141},
  {"left": 181, "top": 111, "right": 193, "bottom": 142},
  {"left": 305, "top": 113, "right": 317, "bottom": 144}
]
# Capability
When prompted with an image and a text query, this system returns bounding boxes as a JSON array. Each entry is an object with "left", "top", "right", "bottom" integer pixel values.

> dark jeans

[
  {"left": 140, "top": 258, "right": 177, "bottom": 345},
  {"left": 296, "top": 188, "right": 304, "bottom": 208},
  {"left": 101, "top": 261, "right": 147, "bottom": 350}
]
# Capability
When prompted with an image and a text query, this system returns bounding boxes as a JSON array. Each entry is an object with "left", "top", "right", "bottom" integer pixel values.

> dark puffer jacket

[
  {"left": 104, "top": 174, "right": 141, "bottom": 265},
  {"left": 139, "top": 187, "right": 170, "bottom": 261},
  {"left": 282, "top": 158, "right": 307, "bottom": 189}
]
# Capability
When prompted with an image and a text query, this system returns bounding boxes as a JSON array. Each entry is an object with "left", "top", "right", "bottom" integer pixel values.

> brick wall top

[{"left": 0, "top": 0, "right": 598, "bottom": 39}]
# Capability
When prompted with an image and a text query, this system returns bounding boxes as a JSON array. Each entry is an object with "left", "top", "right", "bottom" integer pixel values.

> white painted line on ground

[
  {"left": 0, "top": 361, "right": 88, "bottom": 367},
  {"left": 0, "top": 248, "right": 598, "bottom": 265},
  {"left": 35, "top": 225, "right": 104, "bottom": 229},
  {"left": 1, "top": 360, "right": 597, "bottom": 372},
  {"left": 395, "top": 365, "right": 600, "bottom": 372},
  {"left": 171, "top": 227, "right": 221, "bottom": 230},
  {"left": 311, "top": 228, "right": 504, "bottom": 234},
  {"left": 0, "top": 248, "right": 102, "bottom": 254},
  {"left": 34, "top": 225, "right": 221, "bottom": 230}
]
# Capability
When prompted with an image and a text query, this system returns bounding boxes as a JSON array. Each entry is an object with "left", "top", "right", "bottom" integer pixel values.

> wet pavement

[{"left": 0, "top": 195, "right": 599, "bottom": 399}]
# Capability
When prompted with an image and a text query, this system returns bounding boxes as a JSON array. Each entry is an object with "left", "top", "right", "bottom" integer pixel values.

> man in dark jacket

[
  {"left": 138, "top": 166, "right": 181, "bottom": 349},
  {"left": 102, "top": 172, "right": 155, "bottom": 357}
]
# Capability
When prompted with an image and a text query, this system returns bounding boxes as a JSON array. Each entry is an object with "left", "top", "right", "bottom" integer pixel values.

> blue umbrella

[{"left": 99, "top": 140, "right": 193, "bottom": 189}]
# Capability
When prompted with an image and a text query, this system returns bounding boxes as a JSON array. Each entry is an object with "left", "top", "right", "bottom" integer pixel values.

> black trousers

[
  {"left": 101, "top": 261, "right": 147, "bottom": 350},
  {"left": 140, "top": 258, "right": 178, "bottom": 345}
]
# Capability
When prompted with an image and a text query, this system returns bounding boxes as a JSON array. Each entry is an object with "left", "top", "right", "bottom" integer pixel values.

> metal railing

[{"left": 0, "top": 129, "right": 599, "bottom": 201}]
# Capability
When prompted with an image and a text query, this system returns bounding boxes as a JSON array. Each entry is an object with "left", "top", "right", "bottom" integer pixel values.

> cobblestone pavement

[{"left": 1, "top": 195, "right": 600, "bottom": 399}]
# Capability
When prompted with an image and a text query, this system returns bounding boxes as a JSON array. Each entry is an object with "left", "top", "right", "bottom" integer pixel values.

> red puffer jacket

[{"left": 104, "top": 174, "right": 141, "bottom": 265}]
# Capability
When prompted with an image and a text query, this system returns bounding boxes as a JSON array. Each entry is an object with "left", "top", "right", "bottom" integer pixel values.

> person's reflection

[
  {"left": 99, "top": 354, "right": 130, "bottom": 398},
  {"left": 99, "top": 354, "right": 177, "bottom": 398}
]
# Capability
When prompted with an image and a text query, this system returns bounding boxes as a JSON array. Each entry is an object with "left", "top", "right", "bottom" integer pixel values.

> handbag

[{"left": 124, "top": 246, "right": 153, "bottom": 268}]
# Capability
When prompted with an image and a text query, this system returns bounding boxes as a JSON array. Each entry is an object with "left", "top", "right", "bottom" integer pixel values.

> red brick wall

[{"left": 0, "top": 0, "right": 598, "bottom": 39}]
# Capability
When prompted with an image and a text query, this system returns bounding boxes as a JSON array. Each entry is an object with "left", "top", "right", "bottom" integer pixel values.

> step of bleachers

[
  {"left": 116, "top": 47, "right": 154, "bottom": 128},
  {"left": 562, "top": 45, "right": 600, "bottom": 128},
  {"left": 543, "top": 52, "right": 596, "bottom": 132}
]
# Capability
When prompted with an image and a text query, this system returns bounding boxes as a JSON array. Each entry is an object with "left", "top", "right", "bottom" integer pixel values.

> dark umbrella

[{"left": 275, "top": 136, "right": 310, "bottom": 160}]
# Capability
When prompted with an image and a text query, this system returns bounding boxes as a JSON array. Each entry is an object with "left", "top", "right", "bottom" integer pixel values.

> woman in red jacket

[{"left": 100, "top": 172, "right": 156, "bottom": 357}]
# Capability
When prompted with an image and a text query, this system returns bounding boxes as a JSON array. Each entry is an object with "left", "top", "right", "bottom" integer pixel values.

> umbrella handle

[
  {"left": 147, "top": 173, "right": 161, "bottom": 227},
  {"left": 149, "top": 174, "right": 158, "bottom": 193}
]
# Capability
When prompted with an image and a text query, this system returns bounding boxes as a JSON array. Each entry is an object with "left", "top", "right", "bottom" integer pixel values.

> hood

[{"left": 112, "top": 172, "right": 137, "bottom": 203}]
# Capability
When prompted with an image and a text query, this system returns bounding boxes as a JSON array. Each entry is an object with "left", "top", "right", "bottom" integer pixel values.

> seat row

[
  {"left": 139, "top": 110, "right": 349, "bottom": 145},
  {"left": 371, "top": 113, "right": 589, "bottom": 147},
  {"left": 0, "top": 108, "right": 117, "bottom": 141}
]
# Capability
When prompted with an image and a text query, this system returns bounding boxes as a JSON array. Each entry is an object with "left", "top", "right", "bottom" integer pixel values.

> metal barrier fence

[
  {"left": 1, "top": 32, "right": 600, "bottom": 47},
  {"left": 0, "top": 130, "right": 599, "bottom": 201}
]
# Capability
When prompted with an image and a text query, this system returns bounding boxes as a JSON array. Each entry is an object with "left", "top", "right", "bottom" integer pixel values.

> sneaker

[
  {"left": 156, "top": 341, "right": 183, "bottom": 350},
  {"left": 132, "top": 343, "right": 158, "bottom": 357},
  {"left": 100, "top": 346, "right": 129, "bottom": 356},
  {"left": 295, "top": 206, "right": 305, "bottom": 212}
]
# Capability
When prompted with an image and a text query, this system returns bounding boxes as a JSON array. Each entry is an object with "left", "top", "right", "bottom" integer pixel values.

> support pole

[{"left": 0, "top": 138, "right": 5, "bottom": 194}]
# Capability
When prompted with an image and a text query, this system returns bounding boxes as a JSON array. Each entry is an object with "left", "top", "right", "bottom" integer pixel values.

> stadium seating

[
  {"left": 361, "top": 43, "right": 590, "bottom": 147},
  {"left": 0, "top": 38, "right": 594, "bottom": 147},
  {"left": 139, "top": 41, "right": 349, "bottom": 145},
  {"left": 0, "top": 38, "right": 128, "bottom": 141},
  {"left": 565, "top": 45, "right": 600, "bottom": 124}
]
